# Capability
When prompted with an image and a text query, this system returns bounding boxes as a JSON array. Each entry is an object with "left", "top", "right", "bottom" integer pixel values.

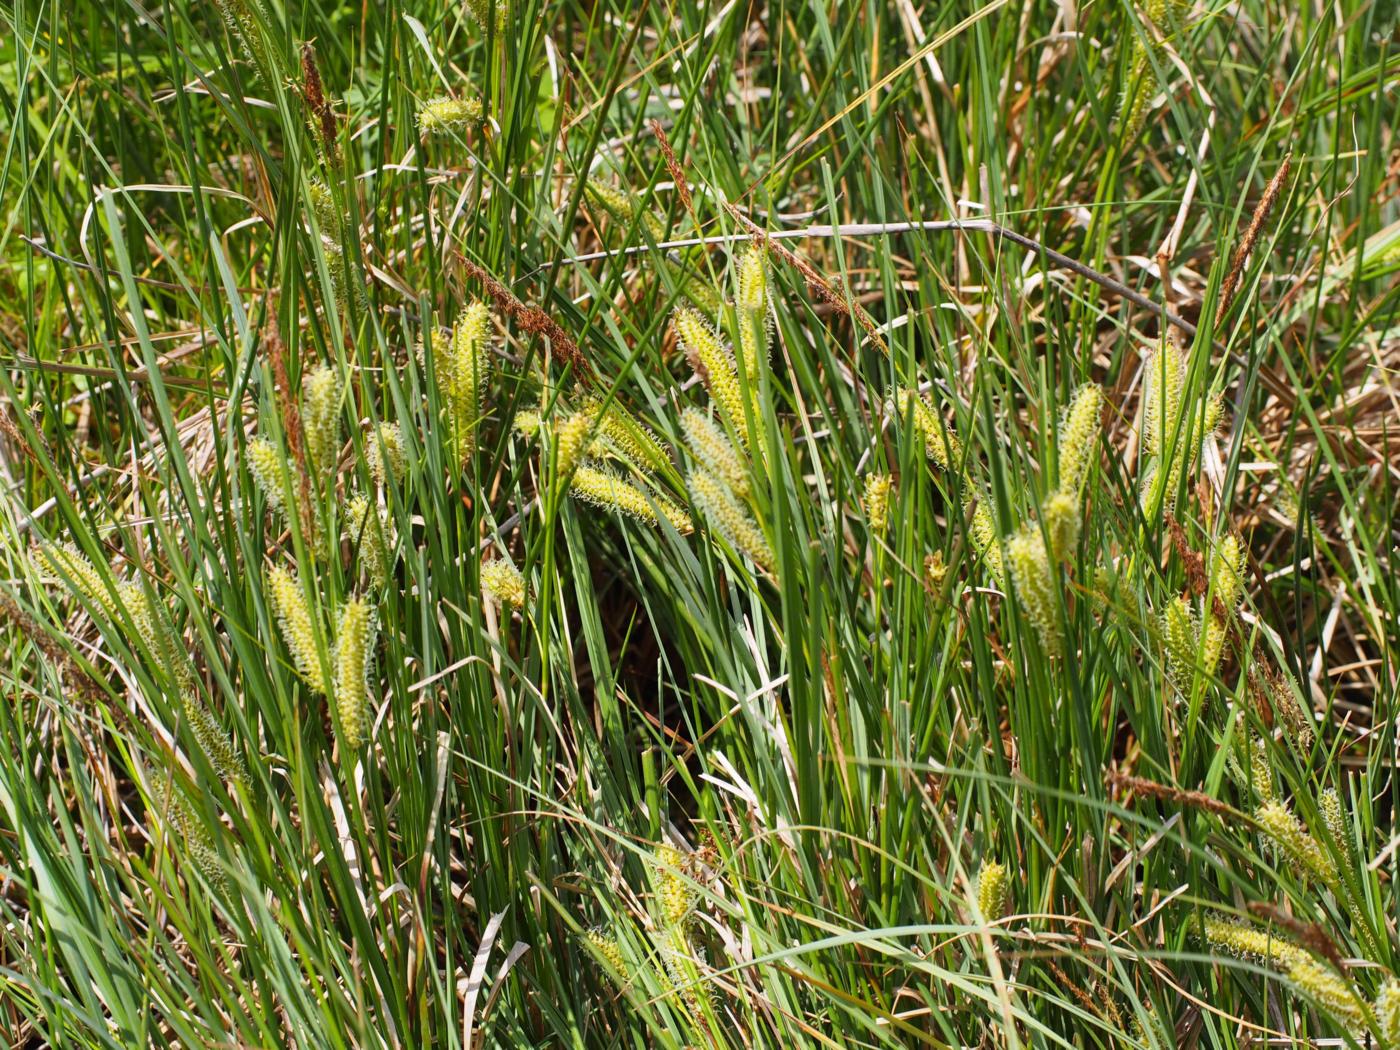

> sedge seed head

[
  {"left": 863, "top": 473, "right": 893, "bottom": 533},
  {"left": 689, "top": 470, "right": 773, "bottom": 571},
  {"left": 333, "top": 597, "right": 375, "bottom": 750},
  {"left": 268, "top": 565, "right": 327, "bottom": 695},
  {"left": 654, "top": 844, "right": 695, "bottom": 930},
  {"left": 893, "top": 387, "right": 961, "bottom": 471},
  {"left": 674, "top": 308, "right": 747, "bottom": 446},
  {"left": 571, "top": 466, "right": 693, "bottom": 534},
  {"left": 1040, "top": 490, "right": 1081, "bottom": 562},
  {"left": 347, "top": 494, "right": 392, "bottom": 589},
  {"left": 1202, "top": 918, "right": 1310, "bottom": 969},
  {"left": 967, "top": 499, "right": 1005, "bottom": 585},
  {"left": 1375, "top": 979, "right": 1400, "bottom": 1048},
  {"left": 1211, "top": 534, "right": 1244, "bottom": 613},
  {"left": 735, "top": 245, "right": 771, "bottom": 377},
  {"left": 583, "top": 927, "right": 628, "bottom": 980},
  {"left": 681, "top": 407, "right": 748, "bottom": 497},
  {"left": 1056, "top": 383, "right": 1104, "bottom": 496},
  {"left": 976, "top": 861, "right": 1008, "bottom": 920},
  {"left": 247, "top": 437, "right": 287, "bottom": 512},
  {"left": 481, "top": 559, "right": 528, "bottom": 609},
  {"left": 367, "top": 422, "right": 405, "bottom": 486},
  {"left": 1006, "top": 527, "right": 1060, "bottom": 655},
  {"left": 1255, "top": 800, "right": 1331, "bottom": 884},
  {"left": 1162, "top": 595, "right": 1195, "bottom": 689},
  {"left": 302, "top": 364, "right": 343, "bottom": 477},
  {"left": 1285, "top": 958, "right": 1367, "bottom": 1030},
  {"left": 417, "top": 95, "right": 483, "bottom": 134}
]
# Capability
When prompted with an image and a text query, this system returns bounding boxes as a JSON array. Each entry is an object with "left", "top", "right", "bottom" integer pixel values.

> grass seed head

[
  {"left": 302, "top": 364, "right": 343, "bottom": 478},
  {"left": 689, "top": 470, "right": 773, "bottom": 570},
  {"left": 976, "top": 861, "right": 1008, "bottom": 920},
  {"left": 481, "top": 558, "right": 528, "bottom": 609},
  {"left": 333, "top": 597, "right": 375, "bottom": 750},
  {"left": 268, "top": 566, "right": 327, "bottom": 695},
  {"left": 1006, "top": 527, "right": 1060, "bottom": 655},
  {"left": 417, "top": 95, "right": 483, "bottom": 135},
  {"left": 572, "top": 466, "right": 693, "bottom": 534},
  {"left": 1056, "top": 383, "right": 1104, "bottom": 496}
]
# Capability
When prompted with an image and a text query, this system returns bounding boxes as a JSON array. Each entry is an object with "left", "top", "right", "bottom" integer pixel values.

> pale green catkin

[
  {"left": 583, "top": 178, "right": 665, "bottom": 241},
  {"left": 893, "top": 387, "right": 961, "bottom": 471},
  {"left": 654, "top": 844, "right": 696, "bottom": 931},
  {"left": 583, "top": 927, "right": 629, "bottom": 981},
  {"left": 1006, "top": 527, "right": 1060, "bottom": 655},
  {"left": 1285, "top": 958, "right": 1368, "bottom": 1031},
  {"left": 36, "top": 542, "right": 120, "bottom": 618},
  {"left": 1161, "top": 595, "right": 1196, "bottom": 689},
  {"left": 180, "top": 691, "right": 246, "bottom": 786},
  {"left": 1319, "top": 787, "right": 1347, "bottom": 855},
  {"left": 1255, "top": 800, "right": 1332, "bottom": 885},
  {"left": 367, "top": 422, "right": 405, "bottom": 486},
  {"left": 735, "top": 244, "right": 771, "bottom": 378},
  {"left": 1375, "top": 979, "right": 1400, "bottom": 1047},
  {"left": 156, "top": 771, "right": 229, "bottom": 896},
  {"left": 211, "top": 0, "right": 274, "bottom": 86},
  {"left": 1248, "top": 738, "right": 1274, "bottom": 804},
  {"left": 1141, "top": 343, "right": 1188, "bottom": 510},
  {"left": 689, "top": 470, "right": 774, "bottom": 571},
  {"left": 268, "top": 565, "right": 328, "bottom": 695},
  {"left": 1056, "top": 383, "right": 1104, "bottom": 496},
  {"left": 302, "top": 364, "right": 343, "bottom": 477},
  {"left": 447, "top": 303, "right": 492, "bottom": 453},
  {"left": 333, "top": 597, "right": 374, "bottom": 750},
  {"left": 247, "top": 437, "right": 287, "bottom": 512},
  {"left": 346, "top": 494, "right": 391, "bottom": 589},
  {"left": 417, "top": 95, "right": 484, "bottom": 135},
  {"left": 465, "top": 0, "right": 505, "bottom": 33},
  {"left": 673, "top": 308, "right": 750, "bottom": 447},
  {"left": 587, "top": 397, "right": 670, "bottom": 474},
  {"left": 968, "top": 499, "right": 1005, "bottom": 585},
  {"left": 1040, "top": 490, "right": 1081, "bottom": 562},
  {"left": 1202, "top": 918, "right": 1310, "bottom": 969},
  {"left": 1210, "top": 534, "right": 1244, "bottom": 612},
  {"left": 863, "top": 474, "right": 893, "bottom": 534},
  {"left": 571, "top": 466, "right": 694, "bottom": 534},
  {"left": 553, "top": 407, "right": 598, "bottom": 482},
  {"left": 976, "top": 861, "right": 1008, "bottom": 920},
  {"left": 480, "top": 558, "right": 527, "bottom": 609},
  {"left": 660, "top": 943, "right": 715, "bottom": 1022},
  {"left": 1117, "top": 37, "right": 1158, "bottom": 143},
  {"left": 681, "top": 407, "right": 749, "bottom": 498}
]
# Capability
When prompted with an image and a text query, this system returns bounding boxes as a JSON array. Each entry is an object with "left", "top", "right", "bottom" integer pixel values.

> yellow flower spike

[
  {"left": 1319, "top": 787, "right": 1346, "bottom": 852},
  {"left": 1255, "top": 800, "right": 1332, "bottom": 885},
  {"left": 893, "top": 387, "right": 961, "bottom": 471},
  {"left": 180, "top": 691, "right": 246, "bottom": 786},
  {"left": 571, "top": 466, "right": 693, "bottom": 534},
  {"left": 1285, "top": 957, "right": 1368, "bottom": 1030},
  {"left": 975, "top": 861, "right": 1008, "bottom": 921},
  {"left": 1202, "top": 919, "right": 1310, "bottom": 970},
  {"left": 267, "top": 566, "right": 328, "bottom": 695},
  {"left": 583, "top": 927, "right": 629, "bottom": 981},
  {"left": 553, "top": 407, "right": 598, "bottom": 482},
  {"left": 1040, "top": 490, "right": 1081, "bottom": 562},
  {"left": 1210, "top": 534, "right": 1244, "bottom": 613},
  {"left": 1375, "top": 979, "right": 1400, "bottom": 1047},
  {"left": 673, "top": 308, "right": 749, "bottom": 447},
  {"left": 924, "top": 551, "right": 948, "bottom": 590},
  {"left": 735, "top": 244, "right": 771, "bottom": 378},
  {"left": 1006, "top": 526, "right": 1060, "bottom": 655},
  {"left": 513, "top": 408, "right": 542, "bottom": 438},
  {"left": 447, "top": 302, "right": 492, "bottom": 455},
  {"left": 587, "top": 397, "right": 670, "bottom": 474},
  {"left": 681, "top": 407, "right": 749, "bottom": 498},
  {"left": 967, "top": 499, "right": 1005, "bottom": 585},
  {"left": 1248, "top": 738, "right": 1274, "bottom": 804},
  {"left": 333, "top": 596, "right": 374, "bottom": 750},
  {"left": 36, "top": 542, "right": 120, "bottom": 617},
  {"left": 1117, "top": 37, "right": 1158, "bottom": 143},
  {"left": 654, "top": 844, "right": 696, "bottom": 930},
  {"left": 367, "top": 422, "right": 405, "bottom": 486},
  {"left": 417, "top": 95, "right": 483, "bottom": 135},
  {"left": 1161, "top": 595, "right": 1196, "bottom": 689},
  {"left": 247, "top": 437, "right": 287, "bottom": 513},
  {"left": 308, "top": 180, "right": 341, "bottom": 240},
  {"left": 1056, "top": 383, "right": 1104, "bottom": 496},
  {"left": 346, "top": 494, "right": 392, "bottom": 590},
  {"left": 863, "top": 473, "right": 893, "bottom": 533},
  {"left": 689, "top": 470, "right": 773, "bottom": 571},
  {"left": 481, "top": 558, "right": 528, "bottom": 609},
  {"left": 302, "top": 364, "right": 343, "bottom": 477}
]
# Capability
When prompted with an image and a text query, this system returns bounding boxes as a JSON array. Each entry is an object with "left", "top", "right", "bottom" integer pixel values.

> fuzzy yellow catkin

[
  {"left": 976, "top": 861, "right": 1008, "bottom": 920},
  {"left": 1255, "top": 800, "right": 1332, "bottom": 885},
  {"left": 154, "top": 770, "right": 229, "bottom": 896},
  {"left": 367, "top": 422, "right": 405, "bottom": 486},
  {"left": 333, "top": 597, "right": 374, "bottom": 750},
  {"left": 267, "top": 566, "right": 327, "bottom": 695},
  {"left": 247, "top": 437, "right": 287, "bottom": 512},
  {"left": 588, "top": 398, "right": 669, "bottom": 474},
  {"left": 1319, "top": 787, "right": 1347, "bottom": 854},
  {"left": 1375, "top": 979, "right": 1400, "bottom": 1047},
  {"left": 417, "top": 95, "right": 484, "bottom": 134},
  {"left": 583, "top": 927, "right": 629, "bottom": 980},
  {"left": 654, "top": 844, "right": 696, "bottom": 930},
  {"left": 689, "top": 470, "right": 774, "bottom": 571},
  {"left": 863, "top": 473, "right": 893, "bottom": 533},
  {"left": 1056, "top": 383, "right": 1103, "bottom": 496},
  {"left": 571, "top": 466, "right": 693, "bottom": 534},
  {"left": 346, "top": 494, "right": 391, "bottom": 589},
  {"left": 1040, "top": 490, "right": 1081, "bottom": 562},
  {"left": 480, "top": 558, "right": 527, "bottom": 609},
  {"left": 180, "top": 691, "right": 246, "bottom": 785},
  {"left": 968, "top": 499, "right": 1005, "bottom": 585},
  {"left": 1248, "top": 738, "right": 1274, "bottom": 804},
  {"left": 446, "top": 302, "right": 492, "bottom": 454},
  {"left": 36, "top": 543, "right": 120, "bottom": 617},
  {"left": 513, "top": 408, "right": 542, "bottom": 438},
  {"left": 1210, "top": 535, "right": 1244, "bottom": 612},
  {"left": 1006, "top": 527, "right": 1060, "bottom": 655},
  {"left": 893, "top": 387, "right": 961, "bottom": 471},
  {"left": 735, "top": 244, "right": 770, "bottom": 379},
  {"left": 1161, "top": 595, "right": 1196, "bottom": 688},
  {"left": 674, "top": 308, "right": 750, "bottom": 447},
  {"left": 924, "top": 551, "right": 948, "bottom": 590},
  {"left": 660, "top": 943, "right": 715, "bottom": 1022},
  {"left": 1202, "top": 918, "right": 1310, "bottom": 969},
  {"left": 681, "top": 407, "right": 749, "bottom": 498},
  {"left": 212, "top": 0, "right": 273, "bottom": 85},
  {"left": 302, "top": 364, "right": 343, "bottom": 477},
  {"left": 583, "top": 179, "right": 665, "bottom": 241},
  {"left": 553, "top": 407, "right": 598, "bottom": 482},
  {"left": 1269, "top": 664, "right": 1315, "bottom": 751},
  {"left": 1286, "top": 957, "right": 1368, "bottom": 1030},
  {"left": 1141, "top": 343, "right": 1188, "bottom": 510},
  {"left": 1118, "top": 37, "right": 1158, "bottom": 143}
]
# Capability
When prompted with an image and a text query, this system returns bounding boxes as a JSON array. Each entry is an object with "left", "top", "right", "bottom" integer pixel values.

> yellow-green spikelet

[
  {"left": 976, "top": 861, "right": 1008, "bottom": 920},
  {"left": 863, "top": 473, "right": 893, "bottom": 534},
  {"left": 36, "top": 543, "right": 120, "bottom": 617},
  {"left": 1285, "top": 957, "right": 1367, "bottom": 1030},
  {"left": 967, "top": 500, "right": 1005, "bottom": 585},
  {"left": 590, "top": 399, "right": 670, "bottom": 474},
  {"left": 1161, "top": 595, "right": 1195, "bottom": 688},
  {"left": 481, "top": 559, "right": 527, "bottom": 609},
  {"left": 346, "top": 494, "right": 391, "bottom": 589},
  {"left": 735, "top": 244, "right": 770, "bottom": 378},
  {"left": 180, "top": 691, "right": 246, "bottom": 785},
  {"left": 674, "top": 308, "right": 749, "bottom": 447},
  {"left": 1255, "top": 800, "right": 1331, "bottom": 884},
  {"left": 1202, "top": 919, "right": 1310, "bottom": 969},
  {"left": 367, "top": 422, "right": 405, "bottom": 486},
  {"left": 681, "top": 407, "right": 749, "bottom": 497},
  {"left": 1375, "top": 979, "right": 1400, "bottom": 1048},
  {"left": 689, "top": 470, "right": 773, "bottom": 571},
  {"left": 583, "top": 927, "right": 629, "bottom": 981},
  {"left": 417, "top": 95, "right": 483, "bottom": 134},
  {"left": 1006, "top": 527, "right": 1060, "bottom": 655},
  {"left": 303, "top": 364, "right": 343, "bottom": 477},
  {"left": 894, "top": 387, "right": 961, "bottom": 471},
  {"left": 654, "top": 844, "right": 695, "bottom": 930},
  {"left": 268, "top": 566, "right": 328, "bottom": 694},
  {"left": 448, "top": 303, "right": 492, "bottom": 455},
  {"left": 247, "top": 437, "right": 287, "bottom": 512},
  {"left": 1056, "top": 383, "right": 1103, "bottom": 496},
  {"left": 333, "top": 597, "right": 374, "bottom": 749},
  {"left": 571, "top": 466, "right": 693, "bottom": 534},
  {"left": 1040, "top": 490, "right": 1081, "bottom": 562}
]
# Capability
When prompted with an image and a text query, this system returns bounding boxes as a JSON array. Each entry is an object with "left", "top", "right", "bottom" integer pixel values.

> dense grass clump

[{"left": 0, "top": 0, "right": 1397, "bottom": 1046}]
